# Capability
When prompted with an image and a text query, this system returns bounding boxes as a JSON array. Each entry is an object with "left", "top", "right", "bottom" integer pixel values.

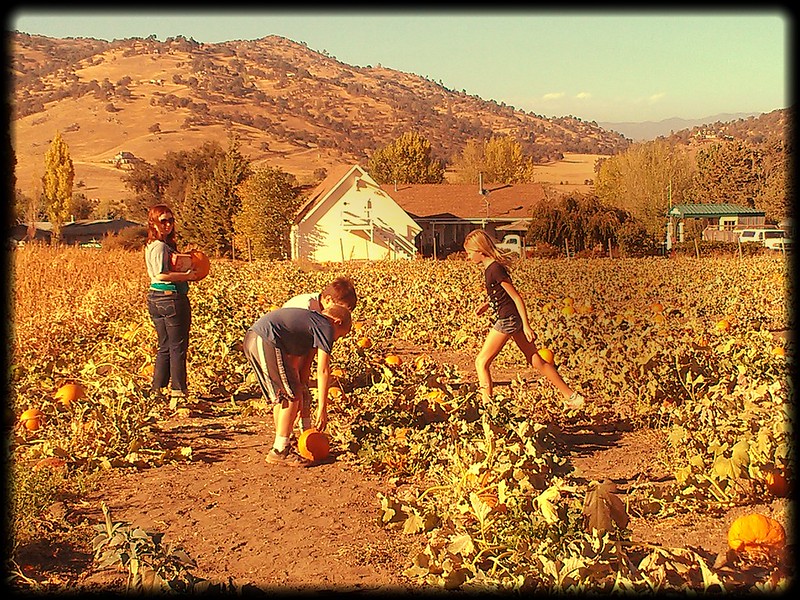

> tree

[
  {"left": 70, "top": 192, "right": 94, "bottom": 219},
  {"left": 367, "top": 131, "right": 444, "bottom": 184},
  {"left": 527, "top": 191, "right": 651, "bottom": 255},
  {"left": 181, "top": 136, "right": 252, "bottom": 256},
  {"left": 754, "top": 137, "right": 791, "bottom": 223},
  {"left": 234, "top": 167, "right": 301, "bottom": 259},
  {"left": 692, "top": 140, "right": 764, "bottom": 208},
  {"left": 451, "top": 135, "right": 536, "bottom": 184},
  {"left": 41, "top": 132, "right": 74, "bottom": 243},
  {"left": 122, "top": 141, "right": 226, "bottom": 222},
  {"left": 595, "top": 139, "right": 695, "bottom": 238}
]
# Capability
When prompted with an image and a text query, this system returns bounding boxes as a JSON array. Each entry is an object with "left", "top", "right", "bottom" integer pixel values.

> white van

[{"left": 738, "top": 228, "right": 792, "bottom": 250}]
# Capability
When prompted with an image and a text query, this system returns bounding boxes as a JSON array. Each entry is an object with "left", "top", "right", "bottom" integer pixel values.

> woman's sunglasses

[{"left": 159, "top": 217, "right": 175, "bottom": 224}]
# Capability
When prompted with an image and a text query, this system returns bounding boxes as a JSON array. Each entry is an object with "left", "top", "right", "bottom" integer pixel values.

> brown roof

[
  {"left": 295, "top": 164, "right": 358, "bottom": 222},
  {"left": 380, "top": 183, "right": 545, "bottom": 222}
]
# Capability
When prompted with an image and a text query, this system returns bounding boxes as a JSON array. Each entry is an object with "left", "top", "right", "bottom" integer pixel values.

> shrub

[
  {"left": 617, "top": 221, "right": 659, "bottom": 257},
  {"left": 103, "top": 226, "right": 147, "bottom": 251}
]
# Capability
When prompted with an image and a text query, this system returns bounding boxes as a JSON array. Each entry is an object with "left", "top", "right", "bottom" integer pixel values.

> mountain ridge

[
  {"left": 9, "top": 32, "right": 788, "bottom": 205},
  {"left": 599, "top": 112, "right": 762, "bottom": 141}
]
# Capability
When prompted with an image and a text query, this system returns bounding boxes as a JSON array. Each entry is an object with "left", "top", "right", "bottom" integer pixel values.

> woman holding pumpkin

[{"left": 144, "top": 204, "right": 196, "bottom": 403}]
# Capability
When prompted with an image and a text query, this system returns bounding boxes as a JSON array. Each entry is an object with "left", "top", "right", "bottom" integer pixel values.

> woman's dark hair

[{"left": 147, "top": 204, "right": 177, "bottom": 249}]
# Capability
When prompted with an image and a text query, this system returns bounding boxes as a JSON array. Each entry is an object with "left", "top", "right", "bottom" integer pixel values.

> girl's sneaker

[
  {"left": 565, "top": 391, "right": 586, "bottom": 410},
  {"left": 266, "top": 447, "right": 311, "bottom": 467}
]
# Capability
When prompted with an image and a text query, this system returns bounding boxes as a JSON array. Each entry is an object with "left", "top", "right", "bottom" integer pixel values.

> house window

[{"left": 720, "top": 218, "right": 736, "bottom": 231}]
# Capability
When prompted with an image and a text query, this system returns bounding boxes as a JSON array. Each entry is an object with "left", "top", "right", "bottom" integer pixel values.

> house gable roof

[
  {"left": 295, "top": 164, "right": 362, "bottom": 223},
  {"left": 380, "top": 183, "right": 545, "bottom": 222}
]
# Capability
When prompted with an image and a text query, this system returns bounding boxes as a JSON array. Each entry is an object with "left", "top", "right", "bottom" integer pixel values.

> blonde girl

[{"left": 463, "top": 229, "right": 585, "bottom": 409}]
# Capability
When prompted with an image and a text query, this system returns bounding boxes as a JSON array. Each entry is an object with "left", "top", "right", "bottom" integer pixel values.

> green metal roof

[{"left": 666, "top": 203, "right": 765, "bottom": 218}]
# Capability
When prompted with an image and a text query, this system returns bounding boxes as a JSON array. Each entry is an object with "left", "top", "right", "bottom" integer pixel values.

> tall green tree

[
  {"left": 121, "top": 141, "right": 225, "bottom": 222},
  {"left": 41, "top": 132, "right": 74, "bottom": 243},
  {"left": 692, "top": 140, "right": 764, "bottom": 209},
  {"left": 754, "top": 137, "right": 791, "bottom": 223},
  {"left": 181, "top": 136, "right": 251, "bottom": 256},
  {"left": 234, "top": 166, "right": 300, "bottom": 259},
  {"left": 367, "top": 131, "right": 444, "bottom": 184},
  {"left": 452, "top": 135, "right": 536, "bottom": 184},
  {"left": 595, "top": 139, "right": 695, "bottom": 238}
]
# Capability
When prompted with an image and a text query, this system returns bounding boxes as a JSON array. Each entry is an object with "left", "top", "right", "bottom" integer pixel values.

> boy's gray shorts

[{"left": 243, "top": 330, "right": 301, "bottom": 403}]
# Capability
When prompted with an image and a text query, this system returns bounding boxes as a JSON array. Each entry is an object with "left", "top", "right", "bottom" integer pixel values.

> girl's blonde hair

[{"left": 463, "top": 229, "right": 513, "bottom": 266}]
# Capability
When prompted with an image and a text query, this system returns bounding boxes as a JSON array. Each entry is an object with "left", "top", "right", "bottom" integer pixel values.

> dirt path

[
  {"left": 23, "top": 350, "right": 791, "bottom": 592},
  {"left": 73, "top": 399, "right": 426, "bottom": 592}
]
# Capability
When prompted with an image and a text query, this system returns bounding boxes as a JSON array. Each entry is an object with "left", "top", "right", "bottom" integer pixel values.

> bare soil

[{"left": 13, "top": 347, "right": 791, "bottom": 593}]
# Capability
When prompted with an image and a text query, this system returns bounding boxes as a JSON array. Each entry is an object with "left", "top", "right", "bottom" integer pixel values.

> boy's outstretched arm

[{"left": 314, "top": 349, "right": 332, "bottom": 431}]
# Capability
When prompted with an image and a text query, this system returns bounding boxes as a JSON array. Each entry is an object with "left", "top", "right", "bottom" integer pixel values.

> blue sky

[{"left": 9, "top": 9, "right": 790, "bottom": 123}]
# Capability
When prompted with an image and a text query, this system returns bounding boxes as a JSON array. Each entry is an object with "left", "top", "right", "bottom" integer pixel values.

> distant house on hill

[
  {"left": 384, "top": 182, "right": 546, "bottom": 257},
  {"left": 113, "top": 151, "right": 140, "bottom": 168},
  {"left": 291, "top": 165, "right": 421, "bottom": 261},
  {"left": 10, "top": 218, "right": 143, "bottom": 246}
]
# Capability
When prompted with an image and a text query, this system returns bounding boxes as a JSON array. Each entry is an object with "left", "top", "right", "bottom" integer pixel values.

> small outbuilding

[
  {"left": 10, "top": 218, "right": 143, "bottom": 246},
  {"left": 665, "top": 203, "right": 766, "bottom": 245}
]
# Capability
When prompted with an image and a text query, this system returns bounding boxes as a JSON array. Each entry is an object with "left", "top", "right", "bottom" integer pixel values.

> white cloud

[
  {"left": 647, "top": 92, "right": 666, "bottom": 104},
  {"left": 542, "top": 92, "right": 565, "bottom": 101},
  {"left": 575, "top": 92, "right": 591, "bottom": 100}
]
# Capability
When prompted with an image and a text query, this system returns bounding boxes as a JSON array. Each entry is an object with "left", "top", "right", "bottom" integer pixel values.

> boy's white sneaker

[
  {"left": 565, "top": 391, "right": 586, "bottom": 410},
  {"left": 266, "top": 447, "right": 311, "bottom": 467}
]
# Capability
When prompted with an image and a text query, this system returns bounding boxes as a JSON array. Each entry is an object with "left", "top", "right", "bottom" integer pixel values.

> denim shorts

[{"left": 493, "top": 314, "right": 523, "bottom": 335}]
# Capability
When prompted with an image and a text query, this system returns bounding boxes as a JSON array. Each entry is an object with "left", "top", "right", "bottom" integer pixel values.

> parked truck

[
  {"left": 496, "top": 234, "right": 525, "bottom": 257},
  {"left": 738, "top": 228, "right": 792, "bottom": 251}
]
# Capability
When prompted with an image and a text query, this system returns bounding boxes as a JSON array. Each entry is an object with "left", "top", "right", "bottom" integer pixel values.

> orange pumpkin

[
  {"left": 20, "top": 408, "right": 44, "bottom": 431},
  {"left": 171, "top": 250, "right": 210, "bottom": 280},
  {"left": 385, "top": 354, "right": 402, "bottom": 366},
  {"left": 356, "top": 337, "right": 372, "bottom": 350},
  {"left": 537, "top": 348, "right": 554, "bottom": 364},
  {"left": 727, "top": 513, "right": 785, "bottom": 554},
  {"left": 765, "top": 470, "right": 789, "bottom": 497},
  {"left": 54, "top": 383, "right": 85, "bottom": 407},
  {"left": 298, "top": 428, "right": 330, "bottom": 461},
  {"left": 189, "top": 250, "right": 210, "bottom": 280}
]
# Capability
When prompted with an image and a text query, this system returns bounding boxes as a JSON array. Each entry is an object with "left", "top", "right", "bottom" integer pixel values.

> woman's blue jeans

[{"left": 147, "top": 291, "right": 191, "bottom": 394}]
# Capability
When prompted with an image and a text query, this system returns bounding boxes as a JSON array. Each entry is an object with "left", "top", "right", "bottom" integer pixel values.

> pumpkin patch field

[{"left": 8, "top": 243, "right": 794, "bottom": 593}]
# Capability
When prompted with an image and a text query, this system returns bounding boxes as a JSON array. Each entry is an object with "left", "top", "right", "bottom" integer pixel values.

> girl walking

[{"left": 463, "top": 229, "right": 585, "bottom": 409}]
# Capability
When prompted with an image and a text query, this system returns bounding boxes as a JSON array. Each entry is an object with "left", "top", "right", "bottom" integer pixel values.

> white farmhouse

[{"left": 291, "top": 165, "right": 421, "bottom": 262}]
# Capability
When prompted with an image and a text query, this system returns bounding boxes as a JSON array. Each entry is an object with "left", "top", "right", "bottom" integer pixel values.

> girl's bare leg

[
  {"left": 512, "top": 331, "right": 574, "bottom": 398},
  {"left": 475, "top": 329, "right": 510, "bottom": 402}
]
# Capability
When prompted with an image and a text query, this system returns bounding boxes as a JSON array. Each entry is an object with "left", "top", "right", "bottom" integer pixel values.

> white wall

[{"left": 295, "top": 171, "right": 420, "bottom": 262}]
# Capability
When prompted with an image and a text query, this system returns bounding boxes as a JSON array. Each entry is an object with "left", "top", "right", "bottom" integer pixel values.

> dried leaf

[
  {"left": 583, "top": 480, "right": 629, "bottom": 533},
  {"left": 403, "top": 511, "right": 424, "bottom": 534},
  {"left": 534, "top": 486, "right": 561, "bottom": 524},
  {"left": 447, "top": 533, "right": 475, "bottom": 557},
  {"left": 469, "top": 492, "right": 492, "bottom": 523}
]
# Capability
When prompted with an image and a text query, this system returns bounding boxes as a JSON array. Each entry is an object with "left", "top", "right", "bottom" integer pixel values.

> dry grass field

[{"left": 531, "top": 152, "right": 603, "bottom": 194}]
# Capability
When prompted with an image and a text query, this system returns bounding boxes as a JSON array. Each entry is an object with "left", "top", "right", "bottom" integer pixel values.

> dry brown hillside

[{"left": 10, "top": 32, "right": 629, "bottom": 204}]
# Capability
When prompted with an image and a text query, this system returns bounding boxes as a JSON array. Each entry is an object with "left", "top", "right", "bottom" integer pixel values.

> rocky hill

[{"left": 9, "top": 32, "right": 630, "bottom": 202}]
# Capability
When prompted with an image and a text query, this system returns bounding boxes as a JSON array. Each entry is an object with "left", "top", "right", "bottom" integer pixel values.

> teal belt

[{"left": 150, "top": 282, "right": 178, "bottom": 292}]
